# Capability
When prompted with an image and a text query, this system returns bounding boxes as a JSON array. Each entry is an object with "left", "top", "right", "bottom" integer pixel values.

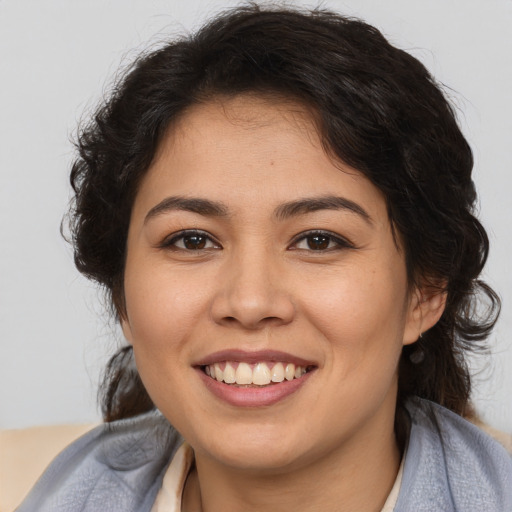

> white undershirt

[{"left": 151, "top": 442, "right": 404, "bottom": 512}]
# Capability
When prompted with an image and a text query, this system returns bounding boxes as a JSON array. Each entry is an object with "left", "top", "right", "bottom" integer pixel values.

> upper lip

[{"left": 194, "top": 349, "right": 317, "bottom": 368}]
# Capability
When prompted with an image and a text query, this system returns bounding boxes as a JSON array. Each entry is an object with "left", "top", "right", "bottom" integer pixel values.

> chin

[{"left": 194, "top": 423, "right": 311, "bottom": 472}]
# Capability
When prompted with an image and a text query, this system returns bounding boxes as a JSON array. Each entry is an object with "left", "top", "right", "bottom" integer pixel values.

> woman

[{"left": 18, "top": 4, "right": 512, "bottom": 511}]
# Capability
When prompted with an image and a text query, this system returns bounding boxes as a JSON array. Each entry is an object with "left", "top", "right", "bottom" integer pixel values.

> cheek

[
  {"left": 299, "top": 261, "right": 409, "bottom": 366},
  {"left": 123, "top": 262, "right": 209, "bottom": 361},
  {"left": 305, "top": 264, "right": 406, "bottom": 329},
  {"left": 122, "top": 267, "right": 211, "bottom": 418}
]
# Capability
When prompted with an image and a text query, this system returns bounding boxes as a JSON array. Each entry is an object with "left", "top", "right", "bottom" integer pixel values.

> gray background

[{"left": 1, "top": 0, "right": 511, "bottom": 431}]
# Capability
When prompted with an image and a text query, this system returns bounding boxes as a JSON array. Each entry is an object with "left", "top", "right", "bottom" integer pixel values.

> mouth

[
  {"left": 201, "top": 361, "right": 315, "bottom": 387},
  {"left": 194, "top": 350, "right": 317, "bottom": 407}
]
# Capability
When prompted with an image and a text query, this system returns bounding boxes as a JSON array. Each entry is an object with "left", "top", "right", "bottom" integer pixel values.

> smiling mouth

[{"left": 202, "top": 361, "right": 315, "bottom": 387}]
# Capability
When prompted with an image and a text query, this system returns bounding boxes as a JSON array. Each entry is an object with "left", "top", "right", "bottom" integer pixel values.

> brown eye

[
  {"left": 162, "top": 230, "right": 220, "bottom": 251},
  {"left": 183, "top": 234, "right": 207, "bottom": 250},
  {"left": 290, "top": 231, "right": 353, "bottom": 252},
  {"left": 307, "top": 235, "right": 330, "bottom": 250}
]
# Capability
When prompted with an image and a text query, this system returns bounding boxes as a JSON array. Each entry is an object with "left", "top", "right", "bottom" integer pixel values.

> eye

[
  {"left": 290, "top": 231, "right": 353, "bottom": 251},
  {"left": 161, "top": 230, "right": 221, "bottom": 251}
]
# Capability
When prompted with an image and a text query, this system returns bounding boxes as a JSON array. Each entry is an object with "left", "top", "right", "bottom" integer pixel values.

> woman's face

[{"left": 122, "top": 95, "right": 424, "bottom": 472}]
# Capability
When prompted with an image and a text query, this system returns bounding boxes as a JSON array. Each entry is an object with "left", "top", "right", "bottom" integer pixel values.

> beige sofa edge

[{"left": 0, "top": 424, "right": 98, "bottom": 512}]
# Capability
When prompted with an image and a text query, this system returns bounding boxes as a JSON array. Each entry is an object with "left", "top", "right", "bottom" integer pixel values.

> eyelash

[
  {"left": 289, "top": 230, "right": 354, "bottom": 252},
  {"left": 159, "top": 229, "right": 354, "bottom": 252},
  {"left": 159, "top": 230, "right": 221, "bottom": 251}
]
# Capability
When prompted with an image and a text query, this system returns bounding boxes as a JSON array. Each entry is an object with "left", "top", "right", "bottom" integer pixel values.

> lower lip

[{"left": 196, "top": 368, "right": 314, "bottom": 407}]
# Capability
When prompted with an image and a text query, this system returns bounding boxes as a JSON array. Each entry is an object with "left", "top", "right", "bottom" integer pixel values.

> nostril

[
  {"left": 219, "top": 316, "right": 241, "bottom": 327},
  {"left": 218, "top": 315, "right": 287, "bottom": 330},
  {"left": 211, "top": 285, "right": 295, "bottom": 329}
]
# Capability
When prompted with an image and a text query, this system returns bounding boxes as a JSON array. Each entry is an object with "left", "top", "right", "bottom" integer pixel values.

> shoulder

[
  {"left": 395, "top": 397, "right": 512, "bottom": 512},
  {"left": 17, "top": 410, "right": 182, "bottom": 512}
]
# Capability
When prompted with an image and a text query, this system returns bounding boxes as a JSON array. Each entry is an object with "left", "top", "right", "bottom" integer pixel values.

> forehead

[
  {"left": 161, "top": 95, "right": 326, "bottom": 166},
  {"left": 134, "top": 95, "right": 388, "bottom": 226}
]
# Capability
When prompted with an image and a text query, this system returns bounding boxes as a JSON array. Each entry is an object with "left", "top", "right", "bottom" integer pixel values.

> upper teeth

[{"left": 205, "top": 362, "right": 308, "bottom": 386}]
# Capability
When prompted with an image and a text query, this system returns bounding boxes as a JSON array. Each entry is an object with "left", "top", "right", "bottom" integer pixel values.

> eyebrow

[
  {"left": 274, "top": 195, "right": 372, "bottom": 224},
  {"left": 144, "top": 196, "right": 230, "bottom": 223},
  {"left": 144, "top": 194, "right": 372, "bottom": 225}
]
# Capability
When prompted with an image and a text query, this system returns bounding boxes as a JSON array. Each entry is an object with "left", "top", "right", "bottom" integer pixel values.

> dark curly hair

[{"left": 67, "top": 4, "right": 500, "bottom": 433}]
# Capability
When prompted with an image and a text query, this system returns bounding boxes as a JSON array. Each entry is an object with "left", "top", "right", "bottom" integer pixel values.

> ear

[{"left": 403, "top": 285, "right": 447, "bottom": 345}]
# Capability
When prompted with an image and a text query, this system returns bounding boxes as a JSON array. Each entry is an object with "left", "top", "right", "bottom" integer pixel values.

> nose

[{"left": 210, "top": 248, "right": 295, "bottom": 330}]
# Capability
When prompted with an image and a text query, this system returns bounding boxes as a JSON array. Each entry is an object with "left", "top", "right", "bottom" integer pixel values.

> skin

[{"left": 121, "top": 95, "right": 445, "bottom": 511}]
